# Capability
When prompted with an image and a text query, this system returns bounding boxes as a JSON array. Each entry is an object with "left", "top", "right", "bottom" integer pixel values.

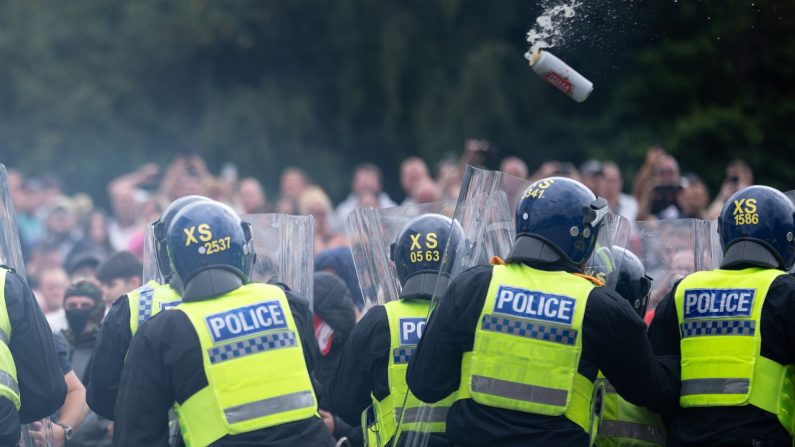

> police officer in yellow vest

[
  {"left": 113, "top": 200, "right": 334, "bottom": 446},
  {"left": 0, "top": 163, "right": 67, "bottom": 444},
  {"left": 596, "top": 247, "right": 666, "bottom": 447},
  {"left": 87, "top": 195, "right": 205, "bottom": 420},
  {"left": 406, "top": 177, "right": 678, "bottom": 447},
  {"left": 648, "top": 185, "right": 795, "bottom": 446},
  {"left": 328, "top": 213, "right": 463, "bottom": 447}
]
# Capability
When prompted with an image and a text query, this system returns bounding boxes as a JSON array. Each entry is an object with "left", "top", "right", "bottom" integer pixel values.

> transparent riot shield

[
  {"left": 142, "top": 222, "right": 165, "bottom": 284},
  {"left": 245, "top": 214, "right": 314, "bottom": 304},
  {"left": 0, "top": 165, "right": 25, "bottom": 277},
  {"left": 345, "top": 201, "right": 457, "bottom": 314},
  {"left": 788, "top": 190, "right": 795, "bottom": 274},
  {"left": 628, "top": 219, "right": 721, "bottom": 314},
  {"left": 1, "top": 165, "right": 56, "bottom": 446},
  {"left": 394, "top": 166, "right": 629, "bottom": 447}
]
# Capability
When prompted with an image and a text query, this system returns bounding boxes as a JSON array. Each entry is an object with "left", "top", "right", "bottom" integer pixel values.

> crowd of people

[{"left": 1, "top": 141, "right": 762, "bottom": 446}]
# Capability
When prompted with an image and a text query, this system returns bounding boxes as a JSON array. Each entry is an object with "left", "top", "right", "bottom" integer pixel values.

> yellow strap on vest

[
  {"left": 0, "top": 269, "right": 20, "bottom": 410},
  {"left": 597, "top": 376, "right": 666, "bottom": 447},
  {"left": 749, "top": 357, "right": 795, "bottom": 436},
  {"left": 128, "top": 281, "right": 181, "bottom": 335}
]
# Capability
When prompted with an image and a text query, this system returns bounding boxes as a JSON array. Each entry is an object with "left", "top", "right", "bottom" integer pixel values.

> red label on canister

[{"left": 543, "top": 71, "right": 573, "bottom": 95}]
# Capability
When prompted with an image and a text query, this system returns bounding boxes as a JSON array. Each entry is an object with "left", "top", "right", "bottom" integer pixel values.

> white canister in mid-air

[{"left": 529, "top": 49, "right": 593, "bottom": 103}]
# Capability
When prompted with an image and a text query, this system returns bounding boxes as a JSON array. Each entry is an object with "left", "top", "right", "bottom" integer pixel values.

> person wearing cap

[
  {"left": 406, "top": 177, "right": 678, "bottom": 447},
  {"left": 648, "top": 185, "right": 795, "bottom": 446}
]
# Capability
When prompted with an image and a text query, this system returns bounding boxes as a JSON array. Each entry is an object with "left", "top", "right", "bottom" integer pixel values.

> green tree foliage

[{"left": 0, "top": 0, "right": 792, "bottom": 201}]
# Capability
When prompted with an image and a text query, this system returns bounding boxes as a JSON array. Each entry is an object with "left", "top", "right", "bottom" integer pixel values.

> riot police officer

[
  {"left": 87, "top": 195, "right": 205, "bottom": 420},
  {"left": 113, "top": 200, "right": 334, "bottom": 446},
  {"left": 406, "top": 177, "right": 678, "bottom": 447},
  {"left": 328, "top": 213, "right": 462, "bottom": 446},
  {"left": 0, "top": 163, "right": 67, "bottom": 444},
  {"left": 648, "top": 185, "right": 795, "bottom": 446},
  {"left": 596, "top": 247, "right": 666, "bottom": 447}
]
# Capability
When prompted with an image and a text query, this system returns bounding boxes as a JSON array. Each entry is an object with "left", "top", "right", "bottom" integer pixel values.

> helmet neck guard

[
  {"left": 721, "top": 239, "right": 784, "bottom": 270},
  {"left": 182, "top": 268, "right": 245, "bottom": 301}
]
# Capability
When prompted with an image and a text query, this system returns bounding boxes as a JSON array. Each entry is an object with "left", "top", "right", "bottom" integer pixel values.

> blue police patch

[
  {"left": 398, "top": 317, "right": 426, "bottom": 346},
  {"left": 683, "top": 288, "right": 755, "bottom": 319},
  {"left": 160, "top": 300, "right": 181, "bottom": 312},
  {"left": 205, "top": 300, "right": 288, "bottom": 343},
  {"left": 493, "top": 285, "right": 576, "bottom": 326}
]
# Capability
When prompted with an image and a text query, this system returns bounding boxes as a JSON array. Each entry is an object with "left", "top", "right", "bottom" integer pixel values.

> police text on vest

[
  {"left": 205, "top": 300, "right": 288, "bottom": 343},
  {"left": 399, "top": 318, "right": 426, "bottom": 346},
  {"left": 493, "top": 286, "right": 575, "bottom": 326},
  {"left": 683, "top": 288, "right": 755, "bottom": 319}
]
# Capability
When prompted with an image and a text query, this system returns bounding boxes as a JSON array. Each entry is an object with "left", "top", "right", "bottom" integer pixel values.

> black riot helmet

[
  {"left": 611, "top": 247, "right": 652, "bottom": 318},
  {"left": 153, "top": 195, "right": 211, "bottom": 281},
  {"left": 390, "top": 214, "right": 463, "bottom": 300}
]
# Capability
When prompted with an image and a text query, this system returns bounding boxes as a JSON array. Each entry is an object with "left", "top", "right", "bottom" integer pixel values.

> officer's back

[
  {"left": 406, "top": 177, "right": 678, "bottom": 447},
  {"left": 113, "top": 200, "right": 334, "bottom": 447},
  {"left": 649, "top": 185, "right": 795, "bottom": 446}
]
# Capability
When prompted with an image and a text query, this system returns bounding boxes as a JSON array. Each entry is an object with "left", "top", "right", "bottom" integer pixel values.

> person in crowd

[
  {"left": 64, "top": 249, "right": 104, "bottom": 282},
  {"left": 41, "top": 197, "right": 82, "bottom": 261},
  {"left": 649, "top": 185, "right": 795, "bottom": 445},
  {"left": 280, "top": 167, "right": 310, "bottom": 200},
  {"left": 95, "top": 251, "right": 143, "bottom": 309},
  {"left": 334, "top": 163, "right": 396, "bottom": 230},
  {"left": 435, "top": 156, "right": 464, "bottom": 201},
  {"left": 160, "top": 153, "right": 210, "bottom": 200},
  {"left": 35, "top": 266, "right": 70, "bottom": 333},
  {"left": 601, "top": 161, "right": 639, "bottom": 221},
  {"left": 299, "top": 186, "right": 347, "bottom": 254},
  {"left": 634, "top": 146, "right": 683, "bottom": 220},
  {"left": 704, "top": 159, "right": 755, "bottom": 220},
  {"left": 113, "top": 200, "right": 334, "bottom": 446},
  {"left": 107, "top": 164, "right": 158, "bottom": 251},
  {"left": 51, "top": 335, "right": 90, "bottom": 447},
  {"left": 400, "top": 157, "right": 431, "bottom": 205},
  {"left": 274, "top": 195, "right": 299, "bottom": 215},
  {"left": 236, "top": 177, "right": 268, "bottom": 214},
  {"left": 409, "top": 178, "right": 443, "bottom": 205},
  {"left": 58, "top": 281, "right": 112, "bottom": 447},
  {"left": 676, "top": 174, "right": 711, "bottom": 219},
  {"left": 500, "top": 156, "right": 529, "bottom": 180},
  {"left": 579, "top": 160, "right": 603, "bottom": 194}
]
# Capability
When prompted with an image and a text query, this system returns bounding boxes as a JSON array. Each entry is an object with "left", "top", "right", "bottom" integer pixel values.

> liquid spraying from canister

[{"left": 524, "top": 0, "right": 593, "bottom": 103}]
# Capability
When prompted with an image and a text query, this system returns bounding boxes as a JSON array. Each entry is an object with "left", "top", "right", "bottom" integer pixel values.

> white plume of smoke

[{"left": 524, "top": 0, "right": 583, "bottom": 61}]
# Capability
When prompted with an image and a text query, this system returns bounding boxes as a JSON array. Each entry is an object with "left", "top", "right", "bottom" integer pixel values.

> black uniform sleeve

[
  {"left": 407, "top": 266, "right": 493, "bottom": 404},
  {"left": 86, "top": 294, "right": 132, "bottom": 420},
  {"left": 285, "top": 290, "right": 320, "bottom": 376},
  {"left": 112, "top": 319, "right": 174, "bottom": 447},
  {"left": 4, "top": 271, "right": 67, "bottom": 423},
  {"left": 647, "top": 284, "right": 682, "bottom": 357},
  {"left": 327, "top": 305, "right": 390, "bottom": 426},
  {"left": 585, "top": 287, "right": 679, "bottom": 414},
  {"left": 52, "top": 332, "right": 72, "bottom": 374}
]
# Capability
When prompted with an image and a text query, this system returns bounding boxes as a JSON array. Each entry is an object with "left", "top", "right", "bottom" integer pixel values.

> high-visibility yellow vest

[
  {"left": 365, "top": 299, "right": 455, "bottom": 446},
  {"left": 0, "top": 269, "right": 20, "bottom": 410},
  {"left": 459, "top": 263, "right": 602, "bottom": 440},
  {"left": 675, "top": 267, "right": 795, "bottom": 436},
  {"left": 174, "top": 283, "right": 318, "bottom": 447},
  {"left": 596, "top": 376, "right": 666, "bottom": 447},
  {"left": 128, "top": 280, "right": 181, "bottom": 334}
]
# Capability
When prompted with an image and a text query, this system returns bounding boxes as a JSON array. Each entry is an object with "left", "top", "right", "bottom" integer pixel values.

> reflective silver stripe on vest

[
  {"left": 681, "top": 378, "right": 749, "bottom": 396},
  {"left": 0, "top": 370, "right": 19, "bottom": 397},
  {"left": 481, "top": 315, "right": 577, "bottom": 346},
  {"left": 396, "top": 406, "right": 449, "bottom": 424},
  {"left": 137, "top": 286, "right": 156, "bottom": 326},
  {"left": 0, "top": 329, "right": 8, "bottom": 346},
  {"left": 393, "top": 347, "right": 416, "bottom": 364},
  {"left": 599, "top": 420, "right": 665, "bottom": 445},
  {"left": 471, "top": 375, "right": 567, "bottom": 407},
  {"left": 224, "top": 390, "right": 315, "bottom": 424},
  {"left": 208, "top": 331, "right": 297, "bottom": 364},
  {"left": 680, "top": 319, "right": 755, "bottom": 338}
]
